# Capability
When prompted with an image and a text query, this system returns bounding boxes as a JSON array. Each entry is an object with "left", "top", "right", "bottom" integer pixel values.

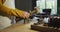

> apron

[{"left": 0, "top": 0, "right": 15, "bottom": 30}]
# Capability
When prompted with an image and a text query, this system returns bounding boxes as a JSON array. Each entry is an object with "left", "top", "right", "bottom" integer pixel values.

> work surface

[
  {"left": 0, "top": 20, "right": 38, "bottom": 32},
  {"left": 31, "top": 24, "right": 60, "bottom": 32}
]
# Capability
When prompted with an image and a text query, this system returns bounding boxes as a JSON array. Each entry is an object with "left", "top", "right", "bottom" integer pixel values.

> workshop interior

[{"left": 0, "top": 0, "right": 60, "bottom": 32}]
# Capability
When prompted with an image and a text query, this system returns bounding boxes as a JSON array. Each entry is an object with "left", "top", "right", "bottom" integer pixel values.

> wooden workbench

[{"left": 31, "top": 24, "right": 60, "bottom": 32}]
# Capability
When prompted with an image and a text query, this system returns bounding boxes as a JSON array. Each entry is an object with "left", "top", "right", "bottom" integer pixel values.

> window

[{"left": 36, "top": 0, "right": 57, "bottom": 15}]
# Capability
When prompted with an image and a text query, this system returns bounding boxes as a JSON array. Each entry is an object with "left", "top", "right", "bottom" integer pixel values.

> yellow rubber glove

[
  {"left": 0, "top": 1, "right": 30, "bottom": 18},
  {"left": 12, "top": 8, "right": 30, "bottom": 18}
]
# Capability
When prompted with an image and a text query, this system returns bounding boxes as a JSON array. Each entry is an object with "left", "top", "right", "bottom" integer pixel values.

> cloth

[
  {"left": 43, "top": 17, "right": 49, "bottom": 23},
  {"left": 3, "top": 0, "right": 15, "bottom": 9},
  {"left": 0, "top": 16, "right": 11, "bottom": 30},
  {"left": 0, "top": 0, "right": 15, "bottom": 29}
]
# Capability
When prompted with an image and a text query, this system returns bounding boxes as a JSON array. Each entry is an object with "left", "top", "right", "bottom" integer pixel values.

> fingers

[
  {"left": 26, "top": 13, "right": 30, "bottom": 18},
  {"left": 22, "top": 12, "right": 30, "bottom": 19}
]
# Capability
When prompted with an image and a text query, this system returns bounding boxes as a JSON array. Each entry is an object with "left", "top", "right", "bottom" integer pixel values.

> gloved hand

[
  {"left": 0, "top": 1, "right": 30, "bottom": 19},
  {"left": 11, "top": 9, "right": 30, "bottom": 19}
]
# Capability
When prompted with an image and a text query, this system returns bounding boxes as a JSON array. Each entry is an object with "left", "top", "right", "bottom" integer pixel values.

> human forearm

[
  {"left": 0, "top": 2, "right": 19, "bottom": 17},
  {"left": 0, "top": 2, "right": 30, "bottom": 18}
]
